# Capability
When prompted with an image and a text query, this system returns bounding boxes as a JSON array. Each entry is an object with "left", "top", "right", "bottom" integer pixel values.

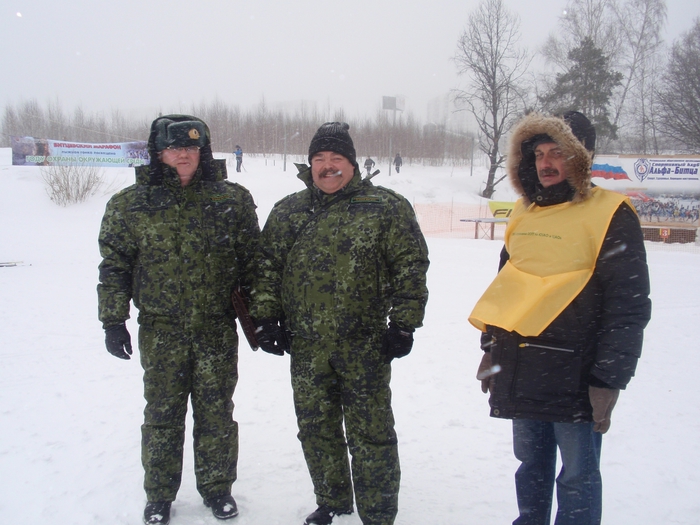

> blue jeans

[{"left": 512, "top": 419, "right": 602, "bottom": 525}]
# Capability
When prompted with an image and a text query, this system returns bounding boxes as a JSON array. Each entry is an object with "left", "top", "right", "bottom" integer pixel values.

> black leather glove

[
  {"left": 255, "top": 318, "right": 291, "bottom": 356},
  {"left": 381, "top": 322, "right": 414, "bottom": 363},
  {"left": 105, "top": 323, "right": 132, "bottom": 360}
]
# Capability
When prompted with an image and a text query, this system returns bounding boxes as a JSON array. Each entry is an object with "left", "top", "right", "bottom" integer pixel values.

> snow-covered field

[{"left": 1, "top": 149, "right": 698, "bottom": 524}]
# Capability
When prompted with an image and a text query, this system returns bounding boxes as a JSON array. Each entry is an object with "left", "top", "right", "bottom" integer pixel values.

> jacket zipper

[
  {"left": 509, "top": 335, "right": 519, "bottom": 403},
  {"left": 518, "top": 342, "right": 575, "bottom": 353}
]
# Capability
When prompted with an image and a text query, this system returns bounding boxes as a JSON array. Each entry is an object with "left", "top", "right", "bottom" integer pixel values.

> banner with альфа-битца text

[
  {"left": 591, "top": 155, "right": 700, "bottom": 227},
  {"left": 11, "top": 136, "right": 149, "bottom": 168}
]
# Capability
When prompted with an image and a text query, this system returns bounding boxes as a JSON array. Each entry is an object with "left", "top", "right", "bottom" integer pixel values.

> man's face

[
  {"left": 310, "top": 151, "right": 355, "bottom": 194},
  {"left": 534, "top": 142, "right": 567, "bottom": 188},
  {"left": 160, "top": 146, "right": 200, "bottom": 186}
]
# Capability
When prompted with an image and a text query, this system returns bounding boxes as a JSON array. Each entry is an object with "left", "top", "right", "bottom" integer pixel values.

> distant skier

[
  {"left": 393, "top": 153, "right": 402, "bottom": 174},
  {"left": 363, "top": 157, "right": 375, "bottom": 176},
  {"left": 234, "top": 145, "right": 243, "bottom": 172}
]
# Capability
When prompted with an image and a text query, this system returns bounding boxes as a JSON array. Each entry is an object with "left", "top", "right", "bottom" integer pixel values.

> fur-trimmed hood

[{"left": 506, "top": 113, "right": 594, "bottom": 205}]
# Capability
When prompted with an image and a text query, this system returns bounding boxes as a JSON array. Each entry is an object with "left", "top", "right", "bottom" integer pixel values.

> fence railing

[
  {"left": 414, "top": 202, "right": 507, "bottom": 240},
  {"left": 414, "top": 201, "right": 700, "bottom": 253}
]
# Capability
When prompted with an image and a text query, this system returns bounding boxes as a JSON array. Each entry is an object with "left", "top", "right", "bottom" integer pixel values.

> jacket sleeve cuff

[{"left": 588, "top": 374, "right": 615, "bottom": 389}]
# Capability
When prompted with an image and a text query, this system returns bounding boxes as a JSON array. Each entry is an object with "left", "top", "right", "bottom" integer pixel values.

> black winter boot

[
  {"left": 304, "top": 504, "right": 353, "bottom": 525},
  {"left": 204, "top": 494, "right": 239, "bottom": 520},
  {"left": 143, "top": 501, "right": 171, "bottom": 525}
]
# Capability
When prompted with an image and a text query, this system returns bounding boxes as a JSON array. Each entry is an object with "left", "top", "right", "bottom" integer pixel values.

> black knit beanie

[
  {"left": 308, "top": 122, "right": 357, "bottom": 167},
  {"left": 521, "top": 111, "right": 596, "bottom": 158},
  {"left": 562, "top": 110, "right": 596, "bottom": 152}
]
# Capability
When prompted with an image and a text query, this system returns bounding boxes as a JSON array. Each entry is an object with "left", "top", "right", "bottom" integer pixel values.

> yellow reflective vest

[{"left": 469, "top": 187, "right": 632, "bottom": 337}]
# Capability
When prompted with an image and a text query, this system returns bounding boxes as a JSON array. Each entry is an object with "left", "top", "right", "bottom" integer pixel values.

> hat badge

[{"left": 188, "top": 128, "right": 200, "bottom": 140}]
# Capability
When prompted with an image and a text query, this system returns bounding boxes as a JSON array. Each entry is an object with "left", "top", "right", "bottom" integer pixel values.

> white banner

[
  {"left": 11, "top": 136, "right": 149, "bottom": 168},
  {"left": 592, "top": 155, "right": 700, "bottom": 227}
]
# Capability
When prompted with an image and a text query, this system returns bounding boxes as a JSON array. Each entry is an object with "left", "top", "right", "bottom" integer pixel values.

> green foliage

[{"left": 540, "top": 38, "right": 623, "bottom": 140}]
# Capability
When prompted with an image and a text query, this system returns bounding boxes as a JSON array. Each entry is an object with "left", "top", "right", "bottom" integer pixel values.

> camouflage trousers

[
  {"left": 291, "top": 334, "right": 400, "bottom": 525},
  {"left": 138, "top": 319, "right": 239, "bottom": 502}
]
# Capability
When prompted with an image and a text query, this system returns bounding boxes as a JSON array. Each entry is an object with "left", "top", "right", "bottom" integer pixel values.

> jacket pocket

[{"left": 513, "top": 340, "right": 582, "bottom": 402}]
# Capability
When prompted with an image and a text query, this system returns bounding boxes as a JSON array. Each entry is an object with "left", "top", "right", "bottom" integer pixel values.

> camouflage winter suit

[
  {"left": 97, "top": 124, "right": 260, "bottom": 503},
  {"left": 251, "top": 165, "right": 429, "bottom": 525}
]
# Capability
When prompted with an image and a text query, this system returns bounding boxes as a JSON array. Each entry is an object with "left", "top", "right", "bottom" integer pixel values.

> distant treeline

[{"left": 1, "top": 99, "right": 476, "bottom": 166}]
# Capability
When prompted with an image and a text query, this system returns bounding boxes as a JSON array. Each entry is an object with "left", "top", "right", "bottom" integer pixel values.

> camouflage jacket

[
  {"left": 250, "top": 165, "right": 429, "bottom": 339},
  {"left": 97, "top": 162, "right": 260, "bottom": 329}
]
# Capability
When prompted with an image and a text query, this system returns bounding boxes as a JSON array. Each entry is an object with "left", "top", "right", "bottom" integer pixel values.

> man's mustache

[
  {"left": 540, "top": 168, "right": 560, "bottom": 177},
  {"left": 319, "top": 168, "right": 343, "bottom": 178}
]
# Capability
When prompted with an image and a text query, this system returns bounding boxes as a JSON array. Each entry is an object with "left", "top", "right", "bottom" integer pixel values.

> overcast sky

[{"left": 2, "top": 0, "right": 699, "bottom": 123}]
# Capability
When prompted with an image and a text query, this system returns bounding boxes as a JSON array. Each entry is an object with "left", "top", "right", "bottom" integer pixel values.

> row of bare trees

[
  {"left": 1, "top": 99, "right": 476, "bottom": 167},
  {"left": 1, "top": 99, "right": 151, "bottom": 146},
  {"left": 453, "top": 0, "right": 700, "bottom": 197}
]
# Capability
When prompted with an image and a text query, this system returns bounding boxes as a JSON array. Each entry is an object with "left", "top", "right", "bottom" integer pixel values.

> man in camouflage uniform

[
  {"left": 97, "top": 115, "right": 260, "bottom": 525},
  {"left": 250, "top": 122, "right": 429, "bottom": 525}
]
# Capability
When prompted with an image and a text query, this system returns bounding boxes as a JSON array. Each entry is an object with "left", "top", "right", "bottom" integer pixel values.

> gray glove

[
  {"left": 589, "top": 386, "right": 620, "bottom": 434},
  {"left": 104, "top": 323, "right": 132, "bottom": 360}
]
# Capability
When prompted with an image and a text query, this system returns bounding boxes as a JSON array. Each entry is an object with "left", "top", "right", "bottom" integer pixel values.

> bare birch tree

[
  {"left": 541, "top": 0, "right": 621, "bottom": 70},
  {"left": 610, "top": 0, "right": 667, "bottom": 146},
  {"left": 623, "top": 50, "right": 665, "bottom": 153},
  {"left": 658, "top": 19, "right": 700, "bottom": 152},
  {"left": 540, "top": 0, "right": 667, "bottom": 151},
  {"left": 453, "top": 0, "right": 530, "bottom": 198}
]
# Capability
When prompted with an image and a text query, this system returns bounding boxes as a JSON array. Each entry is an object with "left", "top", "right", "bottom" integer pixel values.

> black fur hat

[
  {"left": 152, "top": 116, "right": 209, "bottom": 152},
  {"left": 143, "top": 114, "right": 223, "bottom": 184},
  {"left": 308, "top": 122, "right": 357, "bottom": 167}
]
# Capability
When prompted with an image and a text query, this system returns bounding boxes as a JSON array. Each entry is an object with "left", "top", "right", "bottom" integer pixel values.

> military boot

[
  {"left": 143, "top": 501, "right": 171, "bottom": 525},
  {"left": 304, "top": 504, "right": 353, "bottom": 525},
  {"left": 204, "top": 494, "right": 239, "bottom": 520}
]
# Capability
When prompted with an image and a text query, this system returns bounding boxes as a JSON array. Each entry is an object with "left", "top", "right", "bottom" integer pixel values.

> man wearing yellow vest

[{"left": 469, "top": 111, "right": 651, "bottom": 525}]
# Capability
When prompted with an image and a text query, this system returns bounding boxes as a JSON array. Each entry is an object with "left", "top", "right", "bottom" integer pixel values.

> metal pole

[
  {"left": 389, "top": 108, "right": 397, "bottom": 176},
  {"left": 283, "top": 120, "right": 287, "bottom": 172},
  {"left": 388, "top": 135, "right": 392, "bottom": 176}
]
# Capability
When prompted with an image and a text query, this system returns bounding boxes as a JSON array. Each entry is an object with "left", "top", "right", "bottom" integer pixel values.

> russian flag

[{"left": 591, "top": 163, "right": 631, "bottom": 180}]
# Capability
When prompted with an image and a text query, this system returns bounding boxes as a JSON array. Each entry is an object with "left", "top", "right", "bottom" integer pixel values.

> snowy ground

[{"left": 1, "top": 149, "right": 699, "bottom": 525}]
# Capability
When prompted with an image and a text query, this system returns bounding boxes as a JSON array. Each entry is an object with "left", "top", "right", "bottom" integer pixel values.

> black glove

[
  {"left": 255, "top": 318, "right": 290, "bottom": 356},
  {"left": 105, "top": 323, "right": 132, "bottom": 360},
  {"left": 381, "top": 322, "right": 414, "bottom": 363}
]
